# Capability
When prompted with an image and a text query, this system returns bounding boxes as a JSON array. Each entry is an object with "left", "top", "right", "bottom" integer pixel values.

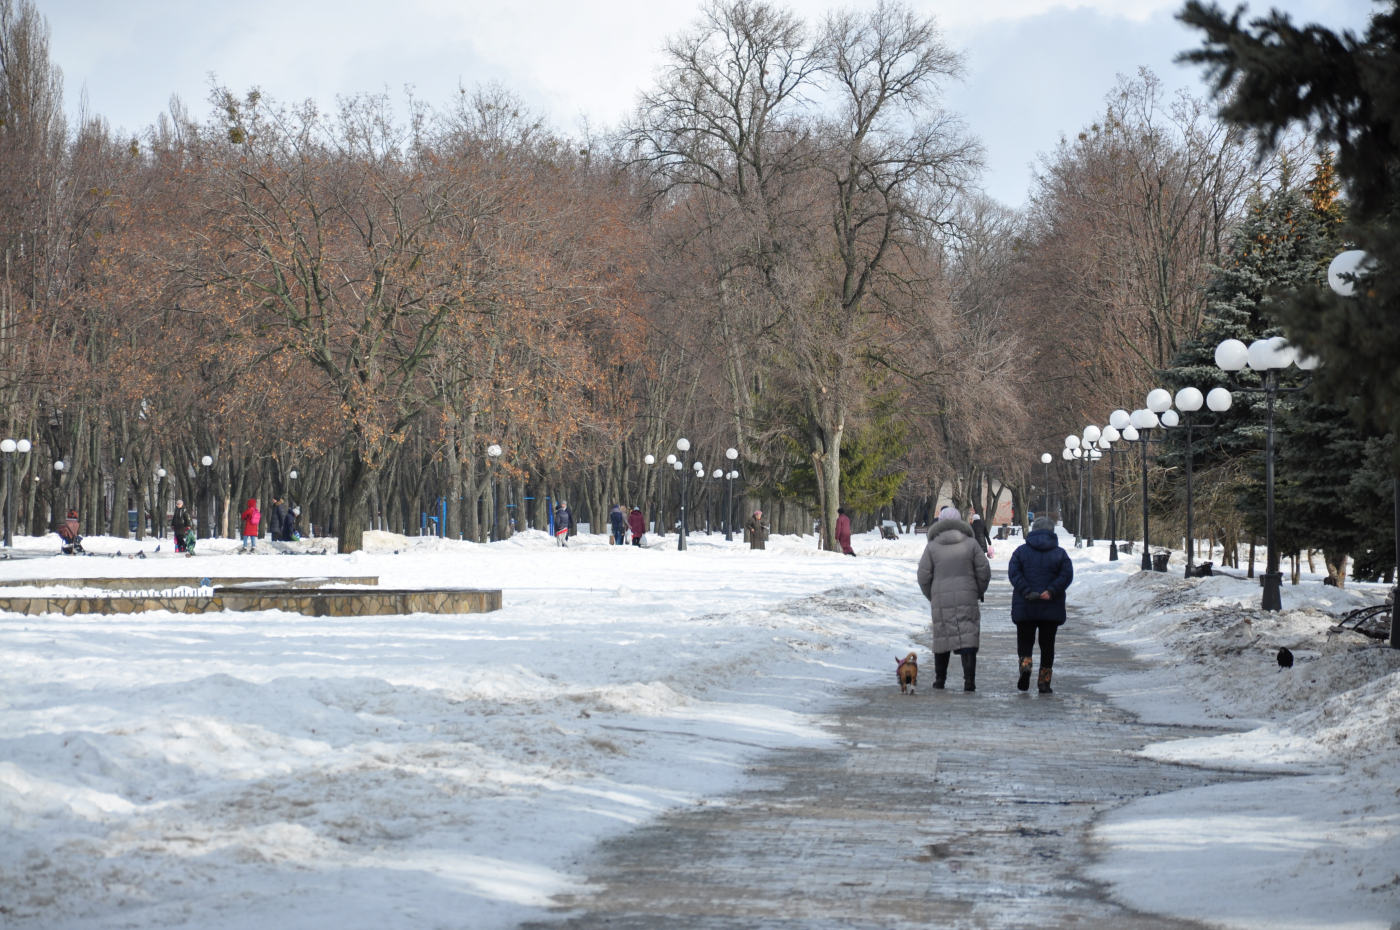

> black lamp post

[
  {"left": 724, "top": 447, "right": 739, "bottom": 541},
  {"left": 1105, "top": 414, "right": 1132, "bottom": 561},
  {"left": 200, "top": 454, "right": 214, "bottom": 539},
  {"left": 1161, "top": 387, "right": 1232, "bottom": 577},
  {"left": 671, "top": 438, "right": 692, "bottom": 551},
  {"left": 1214, "top": 337, "right": 1314, "bottom": 610},
  {"left": 1120, "top": 410, "right": 1167, "bottom": 570},
  {"left": 487, "top": 443, "right": 502, "bottom": 541},
  {"left": 155, "top": 467, "right": 167, "bottom": 537},
  {"left": 1040, "top": 453, "right": 1052, "bottom": 519},
  {"left": 1327, "top": 249, "right": 1396, "bottom": 646},
  {"left": 1, "top": 438, "right": 30, "bottom": 546}
]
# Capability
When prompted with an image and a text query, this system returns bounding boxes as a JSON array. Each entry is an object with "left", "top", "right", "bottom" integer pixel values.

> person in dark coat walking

[
  {"left": 969, "top": 511, "right": 990, "bottom": 551},
  {"left": 283, "top": 505, "right": 298, "bottom": 541},
  {"left": 269, "top": 499, "right": 287, "bottom": 542},
  {"left": 744, "top": 510, "right": 767, "bottom": 550},
  {"left": 609, "top": 503, "right": 626, "bottom": 546},
  {"left": 1007, "top": 516, "right": 1074, "bottom": 693},
  {"left": 917, "top": 508, "right": 992, "bottom": 691},
  {"left": 628, "top": 507, "right": 645, "bottom": 546},
  {"left": 835, "top": 507, "right": 855, "bottom": 556},
  {"left": 171, "top": 500, "right": 192, "bottom": 551},
  {"left": 554, "top": 502, "right": 572, "bottom": 547}
]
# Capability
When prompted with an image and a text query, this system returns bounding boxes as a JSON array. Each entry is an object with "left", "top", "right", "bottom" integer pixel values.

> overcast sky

[{"left": 43, "top": 0, "right": 1374, "bottom": 207}]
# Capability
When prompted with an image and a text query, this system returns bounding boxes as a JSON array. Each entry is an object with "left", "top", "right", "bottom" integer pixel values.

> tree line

[{"left": 1, "top": 0, "right": 1390, "bottom": 563}]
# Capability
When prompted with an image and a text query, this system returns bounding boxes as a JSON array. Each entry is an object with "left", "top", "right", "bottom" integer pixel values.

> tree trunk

[{"left": 337, "top": 450, "right": 376, "bottom": 553}]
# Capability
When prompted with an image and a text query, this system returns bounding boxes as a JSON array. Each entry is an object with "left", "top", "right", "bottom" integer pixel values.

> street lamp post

[
  {"left": 486, "top": 444, "right": 502, "bottom": 541},
  {"left": 1214, "top": 336, "right": 1315, "bottom": 610},
  {"left": 724, "top": 448, "right": 739, "bottom": 540},
  {"left": 1064, "top": 435, "right": 1083, "bottom": 544},
  {"left": 0, "top": 438, "right": 29, "bottom": 546},
  {"left": 200, "top": 455, "right": 214, "bottom": 539},
  {"left": 155, "top": 467, "right": 167, "bottom": 537},
  {"left": 1040, "top": 453, "right": 1053, "bottom": 518},
  {"left": 1327, "top": 250, "right": 1396, "bottom": 645},
  {"left": 643, "top": 454, "right": 656, "bottom": 538},
  {"left": 1084, "top": 426, "right": 1102, "bottom": 546},
  {"left": 1123, "top": 408, "right": 1168, "bottom": 570},
  {"left": 675, "top": 438, "right": 691, "bottom": 551},
  {"left": 1168, "top": 386, "right": 1233, "bottom": 577}
]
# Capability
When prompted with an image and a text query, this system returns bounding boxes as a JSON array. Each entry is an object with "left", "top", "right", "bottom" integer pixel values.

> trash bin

[
  {"left": 1196, "top": 561, "right": 1213, "bottom": 577},
  {"left": 1152, "top": 552, "right": 1170, "bottom": 573}
]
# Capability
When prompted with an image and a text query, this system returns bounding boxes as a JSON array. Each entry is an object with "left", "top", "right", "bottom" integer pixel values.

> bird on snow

[{"left": 1277, "top": 646, "right": 1294, "bottom": 669}]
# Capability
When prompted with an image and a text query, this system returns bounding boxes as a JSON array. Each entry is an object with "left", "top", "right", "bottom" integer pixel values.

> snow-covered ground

[
  {"left": 5, "top": 523, "right": 1400, "bottom": 929},
  {"left": 0, "top": 527, "right": 934, "bottom": 929},
  {"left": 1063, "top": 538, "right": 1400, "bottom": 930}
]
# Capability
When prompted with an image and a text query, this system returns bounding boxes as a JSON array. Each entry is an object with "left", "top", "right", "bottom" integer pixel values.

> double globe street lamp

[
  {"left": 1214, "top": 336, "right": 1316, "bottom": 610},
  {"left": 724, "top": 447, "right": 739, "bottom": 541},
  {"left": 0, "top": 438, "right": 31, "bottom": 546}
]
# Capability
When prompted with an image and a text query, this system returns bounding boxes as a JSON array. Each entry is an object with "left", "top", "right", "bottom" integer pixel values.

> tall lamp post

[
  {"left": 1083, "top": 425, "right": 1102, "bottom": 546},
  {"left": 155, "top": 467, "right": 167, "bottom": 537},
  {"left": 1214, "top": 336, "right": 1315, "bottom": 610},
  {"left": 1166, "top": 386, "right": 1233, "bottom": 577},
  {"left": 1327, "top": 249, "right": 1395, "bottom": 645},
  {"left": 724, "top": 447, "right": 739, "bottom": 540},
  {"left": 643, "top": 454, "right": 656, "bottom": 538},
  {"left": 1064, "top": 435, "right": 1083, "bottom": 544},
  {"left": 1123, "top": 408, "right": 1168, "bottom": 570},
  {"left": 200, "top": 455, "right": 215, "bottom": 539},
  {"left": 1040, "top": 452, "right": 1053, "bottom": 519},
  {"left": 486, "top": 444, "right": 502, "bottom": 541},
  {"left": 675, "top": 438, "right": 691, "bottom": 550},
  {"left": 0, "top": 438, "right": 29, "bottom": 546}
]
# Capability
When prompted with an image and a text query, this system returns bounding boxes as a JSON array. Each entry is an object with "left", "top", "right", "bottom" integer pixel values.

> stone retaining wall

[
  {"left": 0, "top": 588, "right": 500, "bottom": 617},
  {"left": 0, "top": 576, "right": 379, "bottom": 591}
]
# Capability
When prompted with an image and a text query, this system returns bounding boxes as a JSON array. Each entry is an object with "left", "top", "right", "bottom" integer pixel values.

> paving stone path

[{"left": 526, "top": 574, "right": 1259, "bottom": 930}]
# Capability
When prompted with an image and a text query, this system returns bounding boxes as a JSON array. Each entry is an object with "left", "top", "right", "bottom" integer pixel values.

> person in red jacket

[
  {"left": 240, "top": 499, "right": 261, "bottom": 551},
  {"left": 836, "top": 507, "right": 855, "bottom": 556},
  {"left": 628, "top": 507, "right": 646, "bottom": 546}
]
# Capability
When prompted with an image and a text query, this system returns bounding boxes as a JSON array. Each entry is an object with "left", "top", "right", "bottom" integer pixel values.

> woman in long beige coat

[{"left": 916, "top": 508, "right": 991, "bottom": 691}]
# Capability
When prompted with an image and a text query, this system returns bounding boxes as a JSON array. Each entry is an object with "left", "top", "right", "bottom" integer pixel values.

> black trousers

[{"left": 1016, "top": 621, "right": 1059, "bottom": 668}]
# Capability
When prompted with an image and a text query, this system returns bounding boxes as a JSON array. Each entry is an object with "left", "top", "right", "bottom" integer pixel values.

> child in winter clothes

[{"left": 240, "top": 499, "right": 261, "bottom": 551}]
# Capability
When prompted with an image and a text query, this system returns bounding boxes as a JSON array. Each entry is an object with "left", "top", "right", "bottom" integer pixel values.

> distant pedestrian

[
  {"left": 239, "top": 499, "right": 260, "bottom": 551},
  {"left": 969, "top": 511, "right": 990, "bottom": 552},
  {"left": 628, "top": 507, "right": 646, "bottom": 547},
  {"left": 1007, "top": 516, "right": 1074, "bottom": 694},
  {"left": 284, "top": 505, "right": 299, "bottom": 541},
  {"left": 745, "top": 510, "right": 767, "bottom": 550},
  {"left": 554, "top": 501, "right": 572, "bottom": 547},
  {"left": 171, "top": 500, "right": 192, "bottom": 551},
  {"left": 917, "top": 507, "right": 991, "bottom": 691},
  {"left": 609, "top": 503, "right": 626, "bottom": 546},
  {"left": 836, "top": 507, "right": 855, "bottom": 556},
  {"left": 270, "top": 498, "right": 287, "bottom": 542}
]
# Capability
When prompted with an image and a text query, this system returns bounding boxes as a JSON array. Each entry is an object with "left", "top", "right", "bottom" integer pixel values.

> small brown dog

[{"left": 896, "top": 652, "right": 918, "bottom": 694}]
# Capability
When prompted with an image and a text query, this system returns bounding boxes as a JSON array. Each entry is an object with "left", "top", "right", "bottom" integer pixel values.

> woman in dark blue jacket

[{"left": 1007, "top": 517, "right": 1074, "bottom": 693}]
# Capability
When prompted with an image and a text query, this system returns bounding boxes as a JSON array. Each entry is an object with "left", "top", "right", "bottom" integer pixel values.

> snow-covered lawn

[
  {"left": 1066, "top": 540, "right": 1400, "bottom": 930},
  {"left": 0, "top": 528, "right": 931, "bottom": 929}
]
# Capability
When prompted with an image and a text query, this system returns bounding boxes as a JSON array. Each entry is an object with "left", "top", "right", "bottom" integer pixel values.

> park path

[{"left": 525, "top": 573, "right": 1256, "bottom": 930}]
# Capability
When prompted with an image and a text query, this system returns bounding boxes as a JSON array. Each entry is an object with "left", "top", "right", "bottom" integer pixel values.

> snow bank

[
  {"left": 1067, "top": 536, "right": 1400, "bottom": 928},
  {"left": 0, "top": 536, "right": 930, "bottom": 928}
]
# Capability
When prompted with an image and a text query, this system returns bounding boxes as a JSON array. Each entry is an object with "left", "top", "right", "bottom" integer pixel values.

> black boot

[
  {"left": 961, "top": 652, "right": 977, "bottom": 692},
  {"left": 1038, "top": 668, "right": 1053, "bottom": 694},
  {"left": 933, "top": 652, "right": 949, "bottom": 689},
  {"left": 1017, "top": 656, "right": 1033, "bottom": 692}
]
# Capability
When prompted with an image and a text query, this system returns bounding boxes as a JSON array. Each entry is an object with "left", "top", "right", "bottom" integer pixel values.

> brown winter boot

[
  {"left": 1037, "top": 668, "right": 1053, "bottom": 694},
  {"left": 1017, "top": 657, "right": 1033, "bottom": 692}
]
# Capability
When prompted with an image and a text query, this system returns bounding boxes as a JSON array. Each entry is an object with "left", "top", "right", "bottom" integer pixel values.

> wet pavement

[{"left": 525, "top": 575, "right": 1259, "bottom": 930}]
